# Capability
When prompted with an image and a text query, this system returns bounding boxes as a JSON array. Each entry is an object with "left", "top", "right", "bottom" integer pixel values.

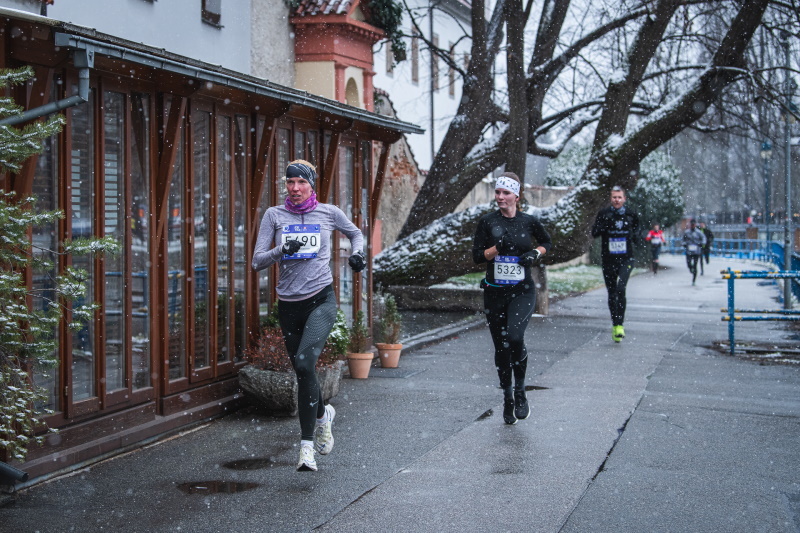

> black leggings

[
  {"left": 602, "top": 259, "right": 633, "bottom": 327},
  {"left": 278, "top": 285, "right": 338, "bottom": 441},
  {"left": 484, "top": 286, "right": 537, "bottom": 392},
  {"left": 687, "top": 254, "right": 700, "bottom": 282}
]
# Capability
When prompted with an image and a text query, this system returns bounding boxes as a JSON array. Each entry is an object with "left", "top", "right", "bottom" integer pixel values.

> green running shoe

[{"left": 612, "top": 325, "right": 625, "bottom": 343}]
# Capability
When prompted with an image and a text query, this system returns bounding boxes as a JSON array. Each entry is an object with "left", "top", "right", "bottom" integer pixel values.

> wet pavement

[{"left": 1, "top": 254, "right": 799, "bottom": 532}]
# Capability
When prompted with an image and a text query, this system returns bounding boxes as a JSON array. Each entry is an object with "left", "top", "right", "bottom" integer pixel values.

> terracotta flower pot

[
  {"left": 376, "top": 343, "right": 402, "bottom": 368},
  {"left": 346, "top": 352, "right": 374, "bottom": 379}
]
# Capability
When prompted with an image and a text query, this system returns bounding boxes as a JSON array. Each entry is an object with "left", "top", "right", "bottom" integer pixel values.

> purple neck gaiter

[{"left": 285, "top": 192, "right": 318, "bottom": 214}]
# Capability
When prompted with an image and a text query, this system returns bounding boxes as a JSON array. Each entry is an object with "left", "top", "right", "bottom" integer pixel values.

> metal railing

[
  {"left": 720, "top": 268, "right": 800, "bottom": 355},
  {"left": 666, "top": 238, "right": 800, "bottom": 301}
]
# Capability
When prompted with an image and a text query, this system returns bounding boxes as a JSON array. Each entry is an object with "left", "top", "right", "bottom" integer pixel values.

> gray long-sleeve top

[
  {"left": 682, "top": 227, "right": 707, "bottom": 255},
  {"left": 252, "top": 203, "right": 364, "bottom": 300}
]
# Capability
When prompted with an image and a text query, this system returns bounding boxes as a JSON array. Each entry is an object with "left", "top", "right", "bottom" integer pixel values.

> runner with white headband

[{"left": 472, "top": 172, "right": 552, "bottom": 425}]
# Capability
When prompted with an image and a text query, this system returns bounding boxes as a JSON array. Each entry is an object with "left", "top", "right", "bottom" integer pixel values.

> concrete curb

[{"left": 398, "top": 315, "right": 486, "bottom": 355}]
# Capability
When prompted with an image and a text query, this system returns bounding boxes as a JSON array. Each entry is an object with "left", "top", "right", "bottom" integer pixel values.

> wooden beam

[
  {"left": 319, "top": 130, "right": 342, "bottom": 203},
  {"left": 248, "top": 116, "right": 277, "bottom": 252},
  {"left": 154, "top": 96, "right": 186, "bottom": 247},
  {"left": 369, "top": 141, "right": 391, "bottom": 228}
]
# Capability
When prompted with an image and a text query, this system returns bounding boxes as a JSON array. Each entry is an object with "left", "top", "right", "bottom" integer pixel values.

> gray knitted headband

[{"left": 286, "top": 163, "right": 316, "bottom": 189}]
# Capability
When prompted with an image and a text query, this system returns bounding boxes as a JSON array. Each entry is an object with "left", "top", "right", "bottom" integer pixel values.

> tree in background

[
  {"left": 546, "top": 144, "right": 685, "bottom": 232},
  {"left": 0, "top": 67, "right": 117, "bottom": 461},
  {"left": 375, "top": 0, "right": 789, "bottom": 288}
]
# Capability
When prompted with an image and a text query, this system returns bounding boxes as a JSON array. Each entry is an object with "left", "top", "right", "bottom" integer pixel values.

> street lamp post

[
  {"left": 781, "top": 31, "right": 794, "bottom": 309},
  {"left": 760, "top": 139, "right": 772, "bottom": 252}
]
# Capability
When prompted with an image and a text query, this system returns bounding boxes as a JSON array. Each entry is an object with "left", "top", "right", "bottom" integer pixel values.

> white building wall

[
  {"left": 40, "top": 0, "right": 251, "bottom": 74},
  {"left": 372, "top": 0, "right": 472, "bottom": 170}
]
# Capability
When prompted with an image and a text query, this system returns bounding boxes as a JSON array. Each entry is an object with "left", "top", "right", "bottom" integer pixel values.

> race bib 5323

[{"left": 494, "top": 255, "right": 524, "bottom": 285}]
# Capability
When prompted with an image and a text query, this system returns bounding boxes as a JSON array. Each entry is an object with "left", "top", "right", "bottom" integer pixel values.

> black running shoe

[
  {"left": 514, "top": 390, "right": 530, "bottom": 420},
  {"left": 503, "top": 397, "right": 517, "bottom": 425}
]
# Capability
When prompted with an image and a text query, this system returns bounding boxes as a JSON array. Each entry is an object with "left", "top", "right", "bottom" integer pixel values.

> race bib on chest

[
  {"left": 282, "top": 224, "right": 321, "bottom": 259},
  {"left": 687, "top": 244, "right": 699, "bottom": 254},
  {"left": 609, "top": 238, "right": 627, "bottom": 254},
  {"left": 651, "top": 237, "right": 662, "bottom": 245},
  {"left": 494, "top": 255, "right": 524, "bottom": 285}
]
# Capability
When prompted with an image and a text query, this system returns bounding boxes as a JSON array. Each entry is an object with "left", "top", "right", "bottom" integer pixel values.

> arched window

[{"left": 345, "top": 78, "right": 361, "bottom": 108}]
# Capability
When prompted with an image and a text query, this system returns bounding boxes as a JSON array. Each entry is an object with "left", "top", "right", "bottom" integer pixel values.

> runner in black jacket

[
  {"left": 473, "top": 172, "right": 552, "bottom": 425},
  {"left": 591, "top": 186, "right": 640, "bottom": 343}
]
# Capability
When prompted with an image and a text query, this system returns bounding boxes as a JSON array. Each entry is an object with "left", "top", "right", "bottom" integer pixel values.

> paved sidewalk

[{"left": 1, "top": 254, "right": 798, "bottom": 532}]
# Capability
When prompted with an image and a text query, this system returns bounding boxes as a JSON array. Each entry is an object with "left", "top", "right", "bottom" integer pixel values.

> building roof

[
  {"left": 291, "top": 0, "right": 354, "bottom": 17},
  {"left": 0, "top": 6, "right": 423, "bottom": 137}
]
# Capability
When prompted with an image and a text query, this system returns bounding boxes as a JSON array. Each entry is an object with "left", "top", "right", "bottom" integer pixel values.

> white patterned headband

[{"left": 495, "top": 176, "right": 520, "bottom": 196}]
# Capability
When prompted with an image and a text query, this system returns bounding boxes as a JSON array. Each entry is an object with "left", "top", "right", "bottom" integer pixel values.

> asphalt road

[{"left": 1, "top": 254, "right": 798, "bottom": 533}]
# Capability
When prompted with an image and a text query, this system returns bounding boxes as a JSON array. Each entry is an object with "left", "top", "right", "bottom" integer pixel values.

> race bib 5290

[{"left": 281, "top": 224, "right": 321, "bottom": 259}]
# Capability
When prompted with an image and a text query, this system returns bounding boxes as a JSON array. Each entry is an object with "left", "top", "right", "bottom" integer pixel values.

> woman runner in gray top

[{"left": 252, "top": 159, "right": 365, "bottom": 472}]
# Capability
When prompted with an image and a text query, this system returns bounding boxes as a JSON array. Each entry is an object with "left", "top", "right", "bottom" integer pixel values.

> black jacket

[
  {"left": 472, "top": 210, "right": 552, "bottom": 287},
  {"left": 591, "top": 206, "right": 640, "bottom": 261}
]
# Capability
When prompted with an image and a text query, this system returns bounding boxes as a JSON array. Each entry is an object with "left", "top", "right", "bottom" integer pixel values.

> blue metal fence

[
  {"left": 720, "top": 268, "right": 800, "bottom": 355},
  {"left": 666, "top": 238, "right": 800, "bottom": 301}
]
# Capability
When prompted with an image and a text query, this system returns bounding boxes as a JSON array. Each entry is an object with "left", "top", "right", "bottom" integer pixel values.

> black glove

[
  {"left": 281, "top": 239, "right": 303, "bottom": 255},
  {"left": 496, "top": 232, "right": 515, "bottom": 255},
  {"left": 348, "top": 250, "right": 366, "bottom": 272},
  {"left": 518, "top": 249, "right": 542, "bottom": 267}
]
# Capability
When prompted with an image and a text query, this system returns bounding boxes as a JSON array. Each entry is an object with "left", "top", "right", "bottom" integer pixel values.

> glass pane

[
  {"left": 307, "top": 130, "right": 318, "bottom": 168},
  {"left": 168, "top": 115, "right": 186, "bottom": 380},
  {"left": 276, "top": 128, "right": 290, "bottom": 205},
  {"left": 294, "top": 130, "right": 305, "bottom": 160},
  {"left": 192, "top": 109, "right": 211, "bottom": 370},
  {"left": 361, "top": 141, "right": 371, "bottom": 319},
  {"left": 256, "top": 117, "right": 272, "bottom": 321},
  {"left": 216, "top": 115, "right": 231, "bottom": 363},
  {"left": 103, "top": 91, "right": 126, "bottom": 392},
  {"left": 131, "top": 93, "right": 151, "bottom": 389},
  {"left": 70, "top": 88, "right": 95, "bottom": 401},
  {"left": 233, "top": 115, "right": 247, "bottom": 361},
  {"left": 338, "top": 146, "right": 355, "bottom": 321},
  {"left": 31, "top": 109, "right": 60, "bottom": 412}
]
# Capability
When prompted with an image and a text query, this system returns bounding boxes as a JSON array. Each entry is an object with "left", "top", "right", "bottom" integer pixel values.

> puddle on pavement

[
  {"left": 525, "top": 385, "right": 549, "bottom": 391},
  {"left": 222, "top": 458, "right": 275, "bottom": 471},
  {"left": 177, "top": 481, "right": 259, "bottom": 495},
  {"left": 476, "top": 409, "right": 493, "bottom": 421}
]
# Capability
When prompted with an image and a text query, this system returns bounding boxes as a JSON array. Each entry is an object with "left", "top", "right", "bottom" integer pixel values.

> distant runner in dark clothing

[
  {"left": 682, "top": 219, "right": 706, "bottom": 286},
  {"left": 592, "top": 186, "right": 640, "bottom": 343},
  {"left": 698, "top": 221, "right": 714, "bottom": 274},
  {"left": 473, "top": 172, "right": 552, "bottom": 425}
]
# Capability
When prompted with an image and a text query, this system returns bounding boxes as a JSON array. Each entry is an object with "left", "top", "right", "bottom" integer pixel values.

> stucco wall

[
  {"left": 251, "top": 0, "right": 294, "bottom": 85},
  {"left": 295, "top": 62, "right": 336, "bottom": 101},
  {"left": 343, "top": 65, "right": 364, "bottom": 108}
]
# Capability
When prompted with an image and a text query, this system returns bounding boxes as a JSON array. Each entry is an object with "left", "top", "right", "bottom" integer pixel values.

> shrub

[
  {"left": 348, "top": 310, "right": 370, "bottom": 353},
  {"left": 378, "top": 294, "right": 402, "bottom": 344},
  {"left": 244, "top": 308, "right": 348, "bottom": 372}
]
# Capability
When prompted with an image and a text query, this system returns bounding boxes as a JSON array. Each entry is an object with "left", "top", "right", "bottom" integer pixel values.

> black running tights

[
  {"left": 278, "top": 286, "right": 338, "bottom": 441},
  {"left": 686, "top": 254, "right": 700, "bottom": 282},
  {"left": 484, "top": 287, "right": 537, "bottom": 392},
  {"left": 602, "top": 259, "right": 633, "bottom": 327}
]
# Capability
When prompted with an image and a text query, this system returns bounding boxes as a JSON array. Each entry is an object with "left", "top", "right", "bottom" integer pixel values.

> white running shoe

[
  {"left": 314, "top": 404, "right": 336, "bottom": 455},
  {"left": 297, "top": 443, "right": 317, "bottom": 472}
]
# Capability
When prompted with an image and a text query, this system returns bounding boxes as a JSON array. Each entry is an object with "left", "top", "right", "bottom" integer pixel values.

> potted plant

[
  {"left": 346, "top": 310, "right": 373, "bottom": 379},
  {"left": 238, "top": 305, "right": 347, "bottom": 416},
  {"left": 375, "top": 294, "right": 403, "bottom": 368}
]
